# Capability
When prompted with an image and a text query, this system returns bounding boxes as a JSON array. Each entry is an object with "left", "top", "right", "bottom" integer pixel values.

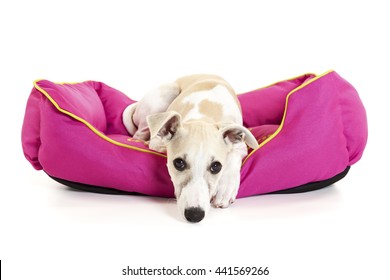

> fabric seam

[
  {"left": 33, "top": 80, "right": 167, "bottom": 158},
  {"left": 242, "top": 70, "right": 335, "bottom": 165}
]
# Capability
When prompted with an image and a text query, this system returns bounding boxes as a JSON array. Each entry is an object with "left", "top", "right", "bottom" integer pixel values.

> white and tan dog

[{"left": 122, "top": 74, "right": 258, "bottom": 222}]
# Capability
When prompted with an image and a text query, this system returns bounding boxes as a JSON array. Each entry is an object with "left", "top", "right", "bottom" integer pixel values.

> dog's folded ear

[
  {"left": 220, "top": 124, "right": 259, "bottom": 150},
  {"left": 147, "top": 111, "right": 182, "bottom": 143}
]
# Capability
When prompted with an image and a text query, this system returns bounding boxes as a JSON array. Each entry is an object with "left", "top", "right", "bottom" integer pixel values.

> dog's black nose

[{"left": 184, "top": 207, "right": 205, "bottom": 223}]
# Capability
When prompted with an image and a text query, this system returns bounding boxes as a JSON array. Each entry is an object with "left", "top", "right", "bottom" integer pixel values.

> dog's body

[{"left": 123, "top": 75, "right": 258, "bottom": 222}]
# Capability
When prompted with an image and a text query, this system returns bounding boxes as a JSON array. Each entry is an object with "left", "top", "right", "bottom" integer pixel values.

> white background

[{"left": 0, "top": 0, "right": 388, "bottom": 279}]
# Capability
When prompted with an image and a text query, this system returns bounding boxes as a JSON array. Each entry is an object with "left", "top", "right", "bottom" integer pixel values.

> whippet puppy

[{"left": 123, "top": 74, "right": 258, "bottom": 222}]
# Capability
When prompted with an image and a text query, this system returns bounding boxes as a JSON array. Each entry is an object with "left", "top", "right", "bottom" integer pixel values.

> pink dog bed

[{"left": 22, "top": 70, "right": 367, "bottom": 197}]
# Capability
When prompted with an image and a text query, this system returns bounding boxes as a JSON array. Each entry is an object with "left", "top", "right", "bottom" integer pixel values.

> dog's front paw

[
  {"left": 211, "top": 187, "right": 238, "bottom": 208},
  {"left": 148, "top": 137, "right": 166, "bottom": 153}
]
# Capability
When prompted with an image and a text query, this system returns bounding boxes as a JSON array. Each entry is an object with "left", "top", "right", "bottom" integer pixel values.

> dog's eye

[
  {"left": 173, "top": 158, "right": 187, "bottom": 171},
  {"left": 210, "top": 161, "right": 222, "bottom": 174}
]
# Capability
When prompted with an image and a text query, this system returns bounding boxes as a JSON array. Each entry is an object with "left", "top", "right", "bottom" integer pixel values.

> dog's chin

[{"left": 177, "top": 195, "right": 210, "bottom": 223}]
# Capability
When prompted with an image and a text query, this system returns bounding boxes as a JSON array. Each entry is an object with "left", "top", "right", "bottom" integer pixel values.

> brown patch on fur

[
  {"left": 175, "top": 74, "right": 236, "bottom": 97},
  {"left": 199, "top": 99, "right": 223, "bottom": 122},
  {"left": 170, "top": 74, "right": 241, "bottom": 115}
]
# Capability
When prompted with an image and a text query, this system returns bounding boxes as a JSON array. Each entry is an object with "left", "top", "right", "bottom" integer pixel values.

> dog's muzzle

[{"left": 184, "top": 207, "right": 205, "bottom": 223}]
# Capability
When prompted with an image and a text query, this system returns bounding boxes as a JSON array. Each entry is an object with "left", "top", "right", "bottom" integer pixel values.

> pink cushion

[{"left": 21, "top": 71, "right": 367, "bottom": 197}]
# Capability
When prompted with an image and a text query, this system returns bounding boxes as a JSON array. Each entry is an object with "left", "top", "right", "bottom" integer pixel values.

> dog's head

[{"left": 147, "top": 111, "right": 257, "bottom": 222}]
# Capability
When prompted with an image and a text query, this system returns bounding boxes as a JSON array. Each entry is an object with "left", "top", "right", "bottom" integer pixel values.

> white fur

[
  {"left": 177, "top": 147, "right": 211, "bottom": 218},
  {"left": 212, "top": 142, "right": 248, "bottom": 208}
]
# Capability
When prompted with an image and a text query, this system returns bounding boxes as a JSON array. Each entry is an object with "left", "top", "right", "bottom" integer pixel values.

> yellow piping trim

[
  {"left": 33, "top": 80, "right": 167, "bottom": 158},
  {"left": 237, "top": 72, "right": 317, "bottom": 96},
  {"left": 33, "top": 70, "right": 334, "bottom": 163},
  {"left": 242, "top": 70, "right": 335, "bottom": 165}
]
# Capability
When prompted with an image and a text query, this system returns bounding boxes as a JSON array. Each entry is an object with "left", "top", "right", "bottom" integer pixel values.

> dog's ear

[
  {"left": 220, "top": 124, "right": 259, "bottom": 150},
  {"left": 147, "top": 111, "right": 182, "bottom": 143}
]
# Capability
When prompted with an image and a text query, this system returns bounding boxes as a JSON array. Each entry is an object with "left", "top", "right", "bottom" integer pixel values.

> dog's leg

[
  {"left": 211, "top": 143, "right": 247, "bottom": 208},
  {"left": 123, "top": 82, "right": 180, "bottom": 141}
]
